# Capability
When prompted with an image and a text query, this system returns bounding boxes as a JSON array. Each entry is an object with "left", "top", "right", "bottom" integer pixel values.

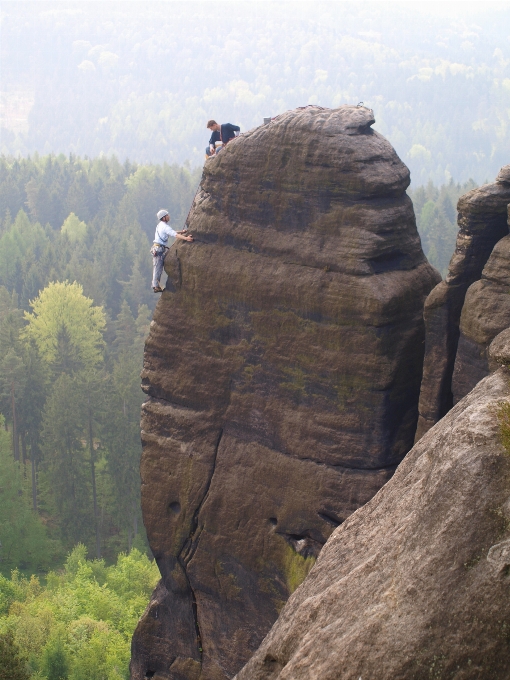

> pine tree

[
  {"left": 0, "top": 415, "right": 52, "bottom": 573},
  {"left": 41, "top": 374, "right": 92, "bottom": 547},
  {"left": 112, "top": 299, "right": 136, "bottom": 358}
]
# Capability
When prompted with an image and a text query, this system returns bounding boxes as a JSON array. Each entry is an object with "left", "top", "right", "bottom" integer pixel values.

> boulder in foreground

[{"left": 236, "top": 367, "right": 510, "bottom": 680}]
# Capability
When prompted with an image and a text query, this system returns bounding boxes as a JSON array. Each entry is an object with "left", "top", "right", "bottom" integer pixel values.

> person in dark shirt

[{"left": 206, "top": 120, "right": 240, "bottom": 157}]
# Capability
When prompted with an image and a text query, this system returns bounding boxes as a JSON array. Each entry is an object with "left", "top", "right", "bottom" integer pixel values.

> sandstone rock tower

[{"left": 130, "top": 106, "right": 439, "bottom": 680}]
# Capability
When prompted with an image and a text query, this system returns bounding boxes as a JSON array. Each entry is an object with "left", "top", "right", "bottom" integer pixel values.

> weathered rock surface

[
  {"left": 489, "top": 327, "right": 510, "bottom": 370},
  {"left": 130, "top": 106, "right": 439, "bottom": 680},
  {"left": 235, "top": 368, "right": 510, "bottom": 680},
  {"left": 416, "top": 168, "right": 510, "bottom": 440}
]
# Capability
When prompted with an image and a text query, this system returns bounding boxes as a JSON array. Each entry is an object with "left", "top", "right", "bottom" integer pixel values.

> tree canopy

[{"left": 0, "top": 546, "right": 159, "bottom": 679}]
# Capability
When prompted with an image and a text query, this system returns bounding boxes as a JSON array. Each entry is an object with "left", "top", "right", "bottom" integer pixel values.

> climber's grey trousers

[{"left": 152, "top": 246, "right": 166, "bottom": 288}]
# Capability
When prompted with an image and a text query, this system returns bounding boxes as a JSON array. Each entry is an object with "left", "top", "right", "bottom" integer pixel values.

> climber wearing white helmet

[{"left": 151, "top": 209, "right": 193, "bottom": 293}]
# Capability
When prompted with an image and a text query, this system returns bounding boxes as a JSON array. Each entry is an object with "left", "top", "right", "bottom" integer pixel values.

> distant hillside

[{"left": 1, "top": 1, "right": 509, "bottom": 184}]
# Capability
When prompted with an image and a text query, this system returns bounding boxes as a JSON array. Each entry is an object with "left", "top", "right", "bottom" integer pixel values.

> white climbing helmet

[{"left": 157, "top": 209, "right": 169, "bottom": 220}]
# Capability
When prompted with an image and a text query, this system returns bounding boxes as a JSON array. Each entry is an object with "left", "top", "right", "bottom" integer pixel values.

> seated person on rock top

[
  {"left": 206, "top": 120, "right": 240, "bottom": 157},
  {"left": 151, "top": 209, "right": 193, "bottom": 293}
]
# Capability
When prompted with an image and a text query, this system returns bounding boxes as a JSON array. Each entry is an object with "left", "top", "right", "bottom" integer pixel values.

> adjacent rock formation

[
  {"left": 236, "top": 366, "right": 510, "bottom": 680},
  {"left": 130, "top": 106, "right": 439, "bottom": 680},
  {"left": 453, "top": 209, "right": 510, "bottom": 402},
  {"left": 415, "top": 167, "right": 510, "bottom": 440}
]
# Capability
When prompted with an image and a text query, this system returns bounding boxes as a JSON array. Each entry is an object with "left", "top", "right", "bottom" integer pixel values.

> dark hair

[{"left": 207, "top": 119, "right": 217, "bottom": 128}]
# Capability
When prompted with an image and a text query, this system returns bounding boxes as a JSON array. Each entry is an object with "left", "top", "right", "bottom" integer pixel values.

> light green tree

[
  {"left": 61, "top": 213, "right": 87, "bottom": 244},
  {"left": 23, "top": 281, "right": 106, "bottom": 375}
]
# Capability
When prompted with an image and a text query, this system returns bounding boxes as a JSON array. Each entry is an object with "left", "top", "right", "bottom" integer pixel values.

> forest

[
  {"left": 0, "top": 155, "right": 199, "bottom": 678},
  {"left": 0, "top": 154, "right": 200, "bottom": 569},
  {"left": 408, "top": 178, "right": 477, "bottom": 277},
  {"left": 1, "top": 1, "right": 509, "bottom": 185}
]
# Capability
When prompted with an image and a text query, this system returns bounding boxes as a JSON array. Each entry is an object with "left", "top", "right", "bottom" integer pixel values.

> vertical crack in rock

[{"left": 178, "top": 428, "right": 224, "bottom": 660}]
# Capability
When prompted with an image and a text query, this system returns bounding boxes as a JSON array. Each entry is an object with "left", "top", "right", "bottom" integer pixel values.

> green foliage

[
  {"left": 0, "top": 155, "right": 198, "bottom": 321},
  {"left": 0, "top": 416, "right": 54, "bottom": 575},
  {"left": 0, "top": 546, "right": 160, "bottom": 679},
  {"left": 61, "top": 214, "right": 87, "bottom": 244},
  {"left": 282, "top": 545, "right": 316, "bottom": 594},
  {"left": 24, "top": 282, "right": 106, "bottom": 375},
  {"left": 0, "top": 280, "right": 149, "bottom": 560},
  {"left": 41, "top": 637, "right": 69, "bottom": 680},
  {"left": 0, "top": 155, "right": 188, "bottom": 562},
  {"left": 0, "top": 572, "right": 25, "bottom": 616},
  {"left": 0, "top": 630, "right": 30, "bottom": 680},
  {"left": 41, "top": 375, "right": 92, "bottom": 547}
]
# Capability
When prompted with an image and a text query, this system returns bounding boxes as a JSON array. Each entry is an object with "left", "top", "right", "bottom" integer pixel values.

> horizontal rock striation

[
  {"left": 236, "top": 367, "right": 510, "bottom": 680},
  {"left": 130, "top": 106, "right": 439, "bottom": 680},
  {"left": 415, "top": 167, "right": 510, "bottom": 440}
]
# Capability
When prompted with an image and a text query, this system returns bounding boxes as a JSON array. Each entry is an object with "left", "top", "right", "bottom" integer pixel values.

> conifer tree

[
  {"left": 41, "top": 373, "right": 91, "bottom": 547},
  {"left": 0, "top": 415, "right": 52, "bottom": 573}
]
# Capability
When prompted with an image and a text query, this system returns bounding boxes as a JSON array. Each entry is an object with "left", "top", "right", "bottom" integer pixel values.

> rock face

[
  {"left": 416, "top": 168, "right": 510, "bottom": 440},
  {"left": 452, "top": 208, "right": 510, "bottom": 402},
  {"left": 130, "top": 106, "right": 439, "bottom": 680},
  {"left": 235, "top": 367, "right": 510, "bottom": 680}
]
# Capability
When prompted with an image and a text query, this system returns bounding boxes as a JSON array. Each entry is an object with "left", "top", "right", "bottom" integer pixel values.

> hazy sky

[{"left": 1, "top": 0, "right": 509, "bottom": 183}]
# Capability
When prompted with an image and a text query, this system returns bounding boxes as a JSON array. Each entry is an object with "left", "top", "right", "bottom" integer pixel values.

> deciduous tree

[{"left": 24, "top": 281, "right": 106, "bottom": 375}]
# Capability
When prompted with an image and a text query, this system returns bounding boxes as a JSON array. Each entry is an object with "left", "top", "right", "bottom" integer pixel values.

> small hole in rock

[
  {"left": 269, "top": 517, "right": 277, "bottom": 525},
  {"left": 145, "top": 672, "right": 155, "bottom": 679},
  {"left": 169, "top": 502, "right": 181, "bottom": 515},
  {"left": 262, "top": 654, "right": 281, "bottom": 670}
]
